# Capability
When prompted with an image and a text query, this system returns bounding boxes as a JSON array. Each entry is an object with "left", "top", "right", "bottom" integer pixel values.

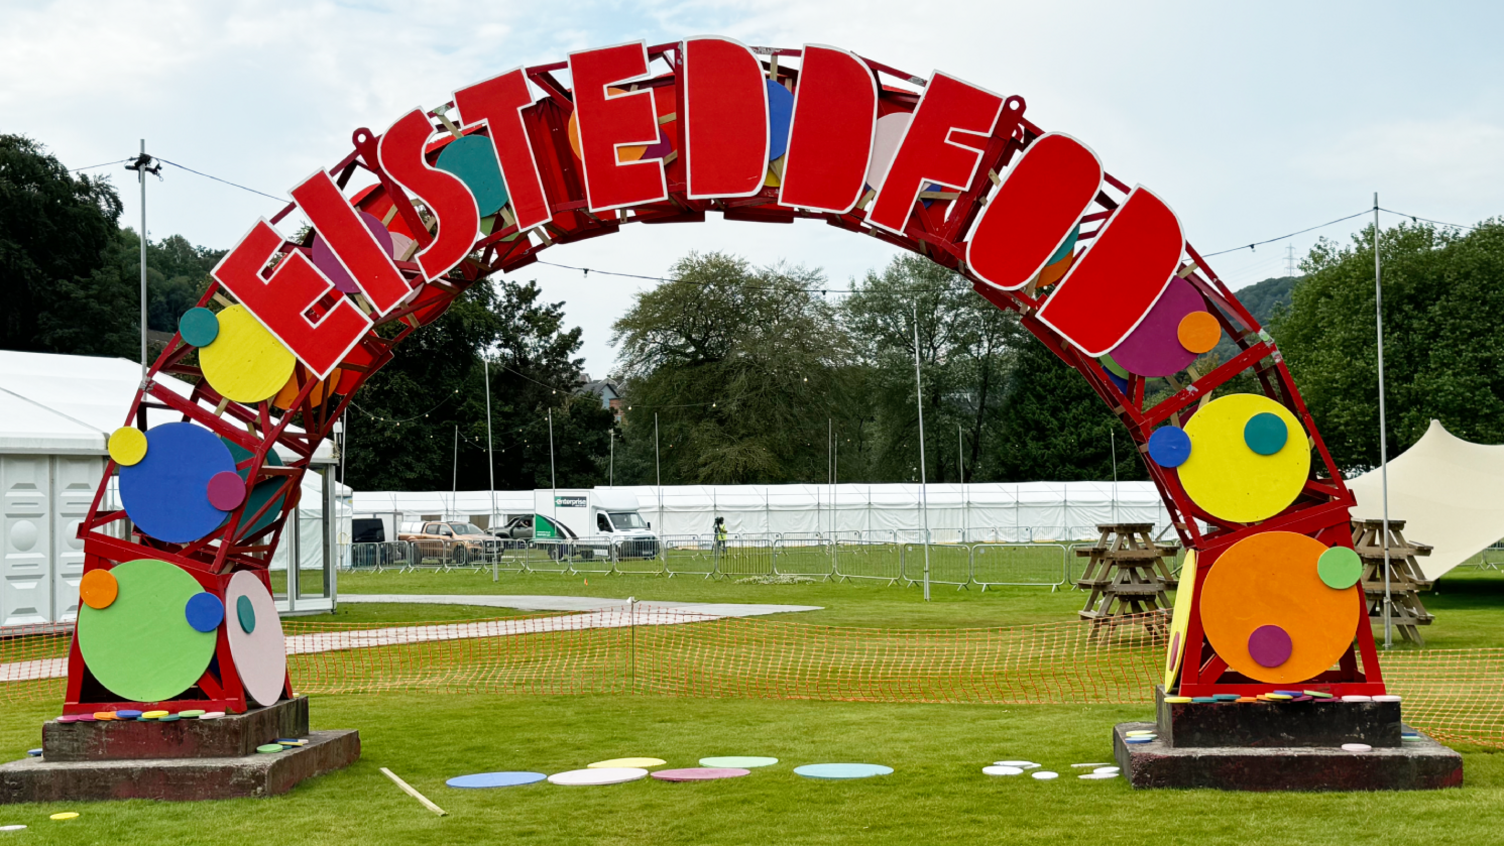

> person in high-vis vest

[{"left": 713, "top": 516, "right": 728, "bottom": 554}]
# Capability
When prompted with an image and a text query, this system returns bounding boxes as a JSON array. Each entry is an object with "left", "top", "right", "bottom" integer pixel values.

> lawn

[{"left": 1, "top": 693, "right": 1501, "bottom": 845}]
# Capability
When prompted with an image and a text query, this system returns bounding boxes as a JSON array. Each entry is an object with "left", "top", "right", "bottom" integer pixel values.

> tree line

[{"left": 6, "top": 134, "right": 1501, "bottom": 492}]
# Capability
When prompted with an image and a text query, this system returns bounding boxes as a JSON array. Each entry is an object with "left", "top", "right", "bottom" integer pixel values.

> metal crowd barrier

[
  {"left": 771, "top": 534, "right": 835, "bottom": 581},
  {"left": 970, "top": 543, "right": 1069, "bottom": 591}
]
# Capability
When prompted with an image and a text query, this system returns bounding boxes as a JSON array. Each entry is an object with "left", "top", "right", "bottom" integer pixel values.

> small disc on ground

[
  {"left": 588, "top": 757, "right": 665, "bottom": 769},
  {"left": 256, "top": 744, "right": 284, "bottom": 754},
  {"left": 699, "top": 756, "right": 778, "bottom": 768},
  {"left": 1341, "top": 743, "right": 1372, "bottom": 753},
  {"left": 548, "top": 767, "right": 648, "bottom": 786},
  {"left": 994, "top": 760, "right": 1039, "bottom": 768},
  {"left": 49, "top": 813, "right": 78, "bottom": 821},
  {"left": 651, "top": 768, "right": 751, "bottom": 782},
  {"left": 982, "top": 766, "right": 1024, "bottom": 776},
  {"left": 1093, "top": 766, "right": 1120, "bottom": 774},
  {"left": 1080, "top": 772, "right": 1119, "bottom": 780},
  {"left": 1373, "top": 695, "right": 1402, "bottom": 703},
  {"left": 198, "top": 712, "right": 225, "bottom": 720},
  {"left": 794, "top": 763, "right": 893, "bottom": 780},
  {"left": 0, "top": 824, "right": 24, "bottom": 831},
  {"left": 1031, "top": 771, "right": 1059, "bottom": 780},
  {"left": 26, "top": 749, "right": 40, "bottom": 757},
  {"left": 446, "top": 772, "right": 547, "bottom": 789},
  {"left": 179, "top": 709, "right": 205, "bottom": 718}
]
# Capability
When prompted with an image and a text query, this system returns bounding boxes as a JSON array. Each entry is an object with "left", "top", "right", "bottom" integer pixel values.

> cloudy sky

[{"left": 5, "top": 0, "right": 1500, "bottom": 374}]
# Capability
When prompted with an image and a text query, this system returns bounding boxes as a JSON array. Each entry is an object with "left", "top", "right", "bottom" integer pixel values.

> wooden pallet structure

[
  {"left": 1352, "top": 519, "right": 1435, "bottom": 645},
  {"left": 1076, "top": 523, "right": 1179, "bottom": 631}
]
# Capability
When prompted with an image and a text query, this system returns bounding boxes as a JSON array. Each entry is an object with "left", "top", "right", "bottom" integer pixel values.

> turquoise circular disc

[
  {"left": 435, "top": 135, "right": 508, "bottom": 216},
  {"left": 236, "top": 595, "right": 256, "bottom": 634},
  {"left": 77, "top": 559, "right": 217, "bottom": 702},
  {"left": 446, "top": 771, "right": 546, "bottom": 789},
  {"left": 700, "top": 756, "right": 778, "bottom": 768},
  {"left": 1244, "top": 411, "right": 1289, "bottom": 455},
  {"left": 218, "top": 437, "right": 284, "bottom": 540},
  {"left": 178, "top": 308, "right": 220, "bottom": 347},
  {"left": 794, "top": 763, "right": 893, "bottom": 780}
]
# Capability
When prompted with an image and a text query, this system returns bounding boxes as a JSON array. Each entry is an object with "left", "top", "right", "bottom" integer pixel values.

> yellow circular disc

[
  {"left": 141, "top": 710, "right": 169, "bottom": 719},
  {"left": 1199, "top": 531, "right": 1359, "bottom": 684},
  {"left": 1178, "top": 394, "right": 1309, "bottom": 523},
  {"left": 587, "top": 757, "right": 665, "bottom": 769},
  {"left": 49, "top": 812, "right": 79, "bottom": 821},
  {"left": 199, "top": 305, "right": 295, "bottom": 404},
  {"left": 1163, "top": 550, "right": 1198, "bottom": 690},
  {"left": 108, "top": 427, "right": 148, "bottom": 466}
]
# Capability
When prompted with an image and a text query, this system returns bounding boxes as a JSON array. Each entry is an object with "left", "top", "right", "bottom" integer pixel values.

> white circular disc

[
  {"left": 864, "top": 113, "right": 912, "bottom": 192},
  {"left": 994, "top": 760, "right": 1038, "bottom": 768},
  {"left": 1341, "top": 743, "right": 1372, "bottom": 753},
  {"left": 1341, "top": 695, "right": 1373, "bottom": 703},
  {"left": 1093, "top": 766, "right": 1120, "bottom": 774},
  {"left": 0, "top": 825, "right": 25, "bottom": 831},
  {"left": 982, "top": 766, "right": 1023, "bottom": 776},
  {"left": 225, "top": 571, "right": 286, "bottom": 707},
  {"left": 1031, "top": 771, "right": 1059, "bottom": 780},
  {"left": 1373, "top": 695, "right": 1402, "bottom": 703},
  {"left": 1080, "top": 772, "right": 1119, "bottom": 780},
  {"left": 548, "top": 767, "right": 648, "bottom": 786}
]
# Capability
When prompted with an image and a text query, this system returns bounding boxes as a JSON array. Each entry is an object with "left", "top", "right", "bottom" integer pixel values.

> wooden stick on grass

[{"left": 380, "top": 767, "right": 446, "bottom": 816}]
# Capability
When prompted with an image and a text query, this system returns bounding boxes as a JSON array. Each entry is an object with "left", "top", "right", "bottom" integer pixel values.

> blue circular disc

[
  {"left": 436, "top": 135, "right": 508, "bottom": 216},
  {"left": 766, "top": 80, "right": 794, "bottom": 160},
  {"left": 119, "top": 423, "right": 237, "bottom": 543},
  {"left": 1147, "top": 426, "right": 1192, "bottom": 468},
  {"left": 793, "top": 763, "right": 893, "bottom": 780},
  {"left": 236, "top": 594, "right": 256, "bottom": 634},
  {"left": 446, "top": 771, "right": 547, "bottom": 789},
  {"left": 115, "top": 710, "right": 143, "bottom": 719},
  {"left": 1243, "top": 411, "right": 1289, "bottom": 455},
  {"left": 178, "top": 307, "right": 220, "bottom": 347},
  {"left": 184, "top": 592, "right": 224, "bottom": 633}
]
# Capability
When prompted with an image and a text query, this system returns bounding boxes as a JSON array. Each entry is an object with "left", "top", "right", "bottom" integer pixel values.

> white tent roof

[
  {"left": 0, "top": 350, "right": 332, "bottom": 463},
  {"left": 1347, "top": 419, "right": 1504, "bottom": 580}
]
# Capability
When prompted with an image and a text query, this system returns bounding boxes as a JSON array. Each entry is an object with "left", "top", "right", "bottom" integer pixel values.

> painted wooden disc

[
  {"left": 178, "top": 307, "right": 220, "bottom": 347},
  {"left": 79, "top": 569, "right": 118, "bottom": 610},
  {"left": 206, "top": 471, "right": 246, "bottom": 511},
  {"left": 107, "top": 427, "right": 147, "bottom": 466},
  {"left": 864, "top": 112, "right": 911, "bottom": 192},
  {"left": 199, "top": 305, "right": 296, "bottom": 404},
  {"left": 77, "top": 559, "right": 217, "bottom": 703},
  {"left": 1317, "top": 545, "right": 1363, "bottom": 589},
  {"left": 547, "top": 767, "right": 648, "bottom": 786},
  {"left": 183, "top": 592, "right": 225, "bottom": 633},
  {"left": 699, "top": 756, "right": 778, "bottom": 768},
  {"left": 436, "top": 136, "right": 508, "bottom": 217},
  {"left": 1175, "top": 393, "right": 1310, "bottom": 523},
  {"left": 587, "top": 757, "right": 665, "bottom": 769},
  {"left": 1108, "top": 276, "right": 1206, "bottom": 378},
  {"left": 1176, "top": 310, "right": 1221, "bottom": 354},
  {"left": 567, "top": 89, "right": 651, "bottom": 163},
  {"left": 446, "top": 771, "right": 547, "bottom": 789},
  {"left": 1199, "top": 531, "right": 1360, "bottom": 684},
  {"left": 650, "top": 767, "right": 751, "bottom": 782},
  {"left": 272, "top": 371, "right": 328, "bottom": 411},
  {"left": 766, "top": 80, "right": 794, "bottom": 161},
  {"left": 119, "top": 422, "right": 237, "bottom": 544},
  {"left": 982, "top": 766, "right": 1024, "bottom": 776},
  {"left": 225, "top": 570, "right": 286, "bottom": 707},
  {"left": 794, "top": 763, "right": 893, "bottom": 779},
  {"left": 311, "top": 210, "right": 394, "bottom": 294}
]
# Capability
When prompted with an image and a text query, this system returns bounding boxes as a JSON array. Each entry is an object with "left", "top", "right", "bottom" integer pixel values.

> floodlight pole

[
  {"left": 451, "top": 425, "right": 458, "bottom": 521},
  {"left": 484, "top": 358, "right": 496, "bottom": 530},
  {"left": 959, "top": 423, "right": 966, "bottom": 543},
  {"left": 123, "top": 139, "right": 156, "bottom": 380},
  {"left": 1375, "top": 193, "right": 1393, "bottom": 649},
  {"left": 913, "top": 305, "right": 931, "bottom": 602}
]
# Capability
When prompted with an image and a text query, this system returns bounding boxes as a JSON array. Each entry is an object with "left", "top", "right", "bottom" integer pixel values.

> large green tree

[
  {"left": 611, "top": 252, "right": 849, "bottom": 484},
  {"left": 1274, "top": 221, "right": 1504, "bottom": 472},
  {"left": 1, "top": 135, "right": 124, "bottom": 353}
]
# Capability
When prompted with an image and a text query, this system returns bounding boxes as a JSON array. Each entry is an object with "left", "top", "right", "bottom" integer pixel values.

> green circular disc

[
  {"left": 236, "top": 595, "right": 256, "bottom": 634},
  {"left": 77, "top": 559, "right": 217, "bottom": 702},
  {"left": 257, "top": 744, "right": 285, "bottom": 754},
  {"left": 1317, "top": 546, "right": 1363, "bottom": 590},
  {"left": 1099, "top": 353, "right": 1129, "bottom": 379},
  {"left": 699, "top": 756, "right": 778, "bottom": 768}
]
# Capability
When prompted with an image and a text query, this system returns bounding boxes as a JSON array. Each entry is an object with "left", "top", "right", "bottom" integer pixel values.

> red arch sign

[{"left": 72, "top": 39, "right": 1381, "bottom": 716}]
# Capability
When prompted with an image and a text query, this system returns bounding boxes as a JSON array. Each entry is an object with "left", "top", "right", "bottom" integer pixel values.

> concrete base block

[
  {"left": 43, "top": 698, "right": 310, "bottom": 762},
  {"left": 1114, "top": 722, "right": 1462, "bottom": 791},
  {"left": 0, "top": 729, "right": 360, "bottom": 803}
]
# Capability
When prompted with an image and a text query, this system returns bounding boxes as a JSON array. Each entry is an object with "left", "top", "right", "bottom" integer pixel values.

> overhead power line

[{"left": 154, "top": 157, "right": 285, "bottom": 203}]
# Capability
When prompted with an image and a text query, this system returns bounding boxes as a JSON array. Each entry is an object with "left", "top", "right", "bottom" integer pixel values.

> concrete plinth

[
  {"left": 43, "top": 698, "right": 310, "bottom": 761},
  {"left": 1114, "top": 722, "right": 1462, "bottom": 791},
  {"left": 0, "top": 729, "right": 360, "bottom": 802}
]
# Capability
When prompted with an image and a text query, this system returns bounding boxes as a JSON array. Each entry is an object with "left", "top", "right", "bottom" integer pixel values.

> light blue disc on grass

[
  {"left": 794, "top": 763, "right": 893, "bottom": 780},
  {"left": 436, "top": 135, "right": 508, "bottom": 216},
  {"left": 446, "top": 771, "right": 547, "bottom": 789},
  {"left": 700, "top": 756, "right": 778, "bottom": 768}
]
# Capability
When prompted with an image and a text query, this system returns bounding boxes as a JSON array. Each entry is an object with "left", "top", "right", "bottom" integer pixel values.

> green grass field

[{"left": 1, "top": 694, "right": 1500, "bottom": 845}]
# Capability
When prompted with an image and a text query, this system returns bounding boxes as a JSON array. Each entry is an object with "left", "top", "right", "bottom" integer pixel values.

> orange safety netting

[{"left": 1, "top": 612, "right": 1499, "bottom": 747}]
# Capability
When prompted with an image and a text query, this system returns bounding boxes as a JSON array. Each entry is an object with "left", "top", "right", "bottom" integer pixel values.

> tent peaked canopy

[{"left": 1347, "top": 419, "right": 1504, "bottom": 580}]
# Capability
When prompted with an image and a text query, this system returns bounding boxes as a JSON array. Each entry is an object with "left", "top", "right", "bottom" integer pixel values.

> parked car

[
  {"left": 487, "top": 515, "right": 535, "bottom": 541},
  {"left": 399, "top": 521, "right": 499, "bottom": 565}
]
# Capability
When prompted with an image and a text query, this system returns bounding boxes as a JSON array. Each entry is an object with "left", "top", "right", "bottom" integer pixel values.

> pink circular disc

[
  {"left": 649, "top": 767, "right": 751, "bottom": 782},
  {"left": 1247, "top": 624, "right": 1293, "bottom": 668},
  {"left": 206, "top": 471, "right": 246, "bottom": 511},
  {"left": 312, "top": 211, "right": 394, "bottom": 293},
  {"left": 1109, "top": 276, "right": 1208, "bottom": 377}
]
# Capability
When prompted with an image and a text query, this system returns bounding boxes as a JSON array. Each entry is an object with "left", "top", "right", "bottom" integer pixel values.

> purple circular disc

[
  {"left": 1247, "top": 624, "right": 1293, "bottom": 668},
  {"left": 1109, "top": 276, "right": 1206, "bottom": 377},
  {"left": 311, "top": 211, "right": 394, "bottom": 293},
  {"left": 650, "top": 767, "right": 751, "bottom": 782},
  {"left": 641, "top": 130, "right": 673, "bottom": 160},
  {"left": 206, "top": 470, "right": 246, "bottom": 511}
]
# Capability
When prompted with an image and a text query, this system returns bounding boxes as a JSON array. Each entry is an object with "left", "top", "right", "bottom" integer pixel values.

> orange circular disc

[
  {"left": 79, "top": 569, "right": 119, "bottom": 610},
  {"left": 1199, "top": 531, "right": 1360, "bottom": 684},
  {"left": 1176, "top": 311, "right": 1222, "bottom": 354},
  {"left": 272, "top": 372, "right": 326, "bottom": 411},
  {"left": 567, "top": 89, "right": 649, "bottom": 163}
]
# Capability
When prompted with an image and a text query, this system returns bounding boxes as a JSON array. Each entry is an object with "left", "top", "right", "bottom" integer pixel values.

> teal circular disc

[
  {"left": 1243, "top": 411, "right": 1289, "bottom": 455},
  {"left": 77, "top": 559, "right": 217, "bottom": 702},
  {"left": 794, "top": 763, "right": 892, "bottom": 780},
  {"left": 178, "top": 308, "right": 220, "bottom": 347},
  {"left": 435, "top": 135, "right": 508, "bottom": 216},
  {"left": 236, "top": 595, "right": 256, "bottom": 634},
  {"left": 700, "top": 756, "right": 778, "bottom": 768}
]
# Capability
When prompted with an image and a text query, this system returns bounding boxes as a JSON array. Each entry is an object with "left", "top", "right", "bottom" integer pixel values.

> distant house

[{"left": 577, "top": 376, "right": 623, "bottom": 422}]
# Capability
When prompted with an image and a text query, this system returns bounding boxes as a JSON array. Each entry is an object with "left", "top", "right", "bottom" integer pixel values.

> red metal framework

[{"left": 70, "top": 42, "right": 1378, "bottom": 714}]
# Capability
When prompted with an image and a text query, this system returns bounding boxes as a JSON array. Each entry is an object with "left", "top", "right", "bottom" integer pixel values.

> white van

[{"left": 532, "top": 489, "right": 658, "bottom": 558}]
